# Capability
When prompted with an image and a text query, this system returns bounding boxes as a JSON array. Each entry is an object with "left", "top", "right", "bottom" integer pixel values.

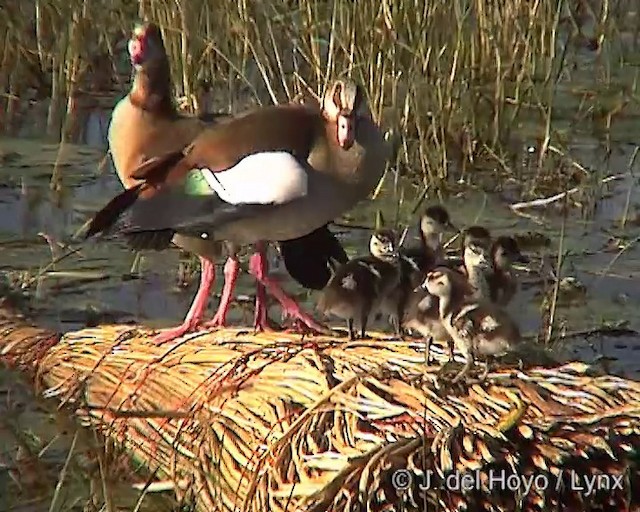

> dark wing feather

[
  {"left": 124, "top": 230, "right": 175, "bottom": 251},
  {"left": 151, "top": 105, "right": 322, "bottom": 187},
  {"left": 85, "top": 104, "right": 321, "bottom": 245},
  {"left": 84, "top": 184, "right": 145, "bottom": 238},
  {"left": 106, "top": 185, "right": 276, "bottom": 240},
  {"left": 280, "top": 225, "right": 348, "bottom": 290}
]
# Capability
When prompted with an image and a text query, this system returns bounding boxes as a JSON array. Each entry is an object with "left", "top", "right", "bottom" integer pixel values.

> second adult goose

[
  {"left": 86, "top": 78, "right": 390, "bottom": 342},
  {"left": 102, "top": 21, "right": 353, "bottom": 341}
]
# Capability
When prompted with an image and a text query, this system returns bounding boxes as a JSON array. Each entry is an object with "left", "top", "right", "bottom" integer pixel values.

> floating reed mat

[{"left": 0, "top": 308, "right": 639, "bottom": 511}]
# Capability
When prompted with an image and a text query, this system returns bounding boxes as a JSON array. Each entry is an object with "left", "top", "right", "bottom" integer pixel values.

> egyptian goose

[
  {"left": 317, "top": 230, "right": 400, "bottom": 340},
  {"left": 488, "top": 235, "right": 528, "bottom": 306},
  {"left": 380, "top": 205, "right": 455, "bottom": 333},
  {"left": 87, "top": 65, "right": 389, "bottom": 342},
  {"left": 401, "top": 229, "right": 493, "bottom": 362},
  {"left": 101, "top": 22, "right": 359, "bottom": 342},
  {"left": 422, "top": 266, "right": 521, "bottom": 383}
]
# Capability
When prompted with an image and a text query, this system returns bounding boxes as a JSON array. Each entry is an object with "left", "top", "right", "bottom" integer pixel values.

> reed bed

[
  {"left": 0, "top": 308, "right": 639, "bottom": 511},
  {"left": 2, "top": 0, "right": 639, "bottom": 192}
]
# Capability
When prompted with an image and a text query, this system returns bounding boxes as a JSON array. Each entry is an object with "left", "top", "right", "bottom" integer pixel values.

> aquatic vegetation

[{"left": 1, "top": 0, "right": 639, "bottom": 195}]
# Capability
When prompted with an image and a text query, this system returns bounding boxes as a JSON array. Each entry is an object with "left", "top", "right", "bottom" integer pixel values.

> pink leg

[
  {"left": 152, "top": 256, "right": 215, "bottom": 345},
  {"left": 203, "top": 257, "right": 240, "bottom": 328},
  {"left": 249, "top": 244, "right": 279, "bottom": 331},
  {"left": 248, "top": 243, "right": 329, "bottom": 335}
]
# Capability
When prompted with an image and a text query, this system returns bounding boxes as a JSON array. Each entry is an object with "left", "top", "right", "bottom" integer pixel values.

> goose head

[
  {"left": 128, "top": 22, "right": 168, "bottom": 71},
  {"left": 322, "top": 80, "right": 371, "bottom": 150}
]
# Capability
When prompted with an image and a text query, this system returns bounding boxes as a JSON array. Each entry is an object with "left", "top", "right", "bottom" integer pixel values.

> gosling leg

[
  {"left": 425, "top": 336, "right": 433, "bottom": 364},
  {"left": 479, "top": 360, "right": 490, "bottom": 381},
  {"left": 360, "top": 312, "right": 369, "bottom": 339},
  {"left": 451, "top": 341, "right": 474, "bottom": 384},
  {"left": 448, "top": 340, "right": 455, "bottom": 362},
  {"left": 347, "top": 319, "right": 356, "bottom": 341},
  {"left": 451, "top": 357, "right": 474, "bottom": 384}
]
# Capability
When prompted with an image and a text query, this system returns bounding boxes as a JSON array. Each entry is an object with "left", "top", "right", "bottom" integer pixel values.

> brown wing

[{"left": 130, "top": 104, "right": 324, "bottom": 188}]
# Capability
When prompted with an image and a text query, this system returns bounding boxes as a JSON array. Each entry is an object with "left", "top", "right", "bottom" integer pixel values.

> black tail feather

[
  {"left": 85, "top": 184, "right": 145, "bottom": 239},
  {"left": 280, "top": 225, "right": 349, "bottom": 290},
  {"left": 130, "top": 150, "right": 186, "bottom": 183}
]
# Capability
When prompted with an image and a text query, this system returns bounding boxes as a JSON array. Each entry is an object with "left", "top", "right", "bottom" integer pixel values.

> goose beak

[{"left": 337, "top": 115, "right": 355, "bottom": 149}]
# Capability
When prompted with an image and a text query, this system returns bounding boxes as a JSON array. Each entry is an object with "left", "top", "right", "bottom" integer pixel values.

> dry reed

[
  {"left": 0, "top": 308, "right": 638, "bottom": 511},
  {"left": 1, "top": 0, "right": 638, "bottom": 192}
]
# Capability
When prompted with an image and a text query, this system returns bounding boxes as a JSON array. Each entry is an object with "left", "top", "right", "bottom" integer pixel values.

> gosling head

[
  {"left": 462, "top": 225, "right": 492, "bottom": 250},
  {"left": 369, "top": 229, "right": 399, "bottom": 261},
  {"left": 423, "top": 268, "right": 454, "bottom": 298},
  {"left": 420, "top": 205, "right": 456, "bottom": 236},
  {"left": 492, "top": 236, "right": 529, "bottom": 270},
  {"left": 463, "top": 241, "right": 493, "bottom": 272},
  {"left": 461, "top": 226, "right": 492, "bottom": 270}
]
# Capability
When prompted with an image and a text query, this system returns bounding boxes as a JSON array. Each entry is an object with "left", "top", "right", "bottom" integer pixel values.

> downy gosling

[
  {"left": 488, "top": 235, "right": 528, "bottom": 307},
  {"left": 318, "top": 229, "right": 401, "bottom": 340},
  {"left": 423, "top": 266, "right": 522, "bottom": 384},
  {"left": 382, "top": 205, "right": 456, "bottom": 334},
  {"left": 402, "top": 229, "right": 494, "bottom": 362}
]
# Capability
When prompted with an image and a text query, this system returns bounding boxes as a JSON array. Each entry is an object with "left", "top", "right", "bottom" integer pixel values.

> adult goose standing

[
  {"left": 86, "top": 65, "right": 390, "bottom": 342},
  {"left": 101, "top": 21, "right": 352, "bottom": 341}
]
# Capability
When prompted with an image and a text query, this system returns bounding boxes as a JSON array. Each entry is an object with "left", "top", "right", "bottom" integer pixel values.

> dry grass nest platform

[{"left": 0, "top": 307, "right": 639, "bottom": 511}]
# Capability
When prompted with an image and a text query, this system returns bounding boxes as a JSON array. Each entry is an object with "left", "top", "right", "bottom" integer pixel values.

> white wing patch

[
  {"left": 341, "top": 274, "right": 357, "bottom": 290},
  {"left": 199, "top": 151, "right": 308, "bottom": 205},
  {"left": 480, "top": 315, "right": 499, "bottom": 332},
  {"left": 417, "top": 295, "right": 434, "bottom": 312},
  {"left": 453, "top": 303, "right": 480, "bottom": 324}
]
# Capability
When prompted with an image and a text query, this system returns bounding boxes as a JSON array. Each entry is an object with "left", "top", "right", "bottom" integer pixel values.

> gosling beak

[
  {"left": 515, "top": 253, "right": 530, "bottom": 264},
  {"left": 478, "top": 258, "right": 492, "bottom": 271}
]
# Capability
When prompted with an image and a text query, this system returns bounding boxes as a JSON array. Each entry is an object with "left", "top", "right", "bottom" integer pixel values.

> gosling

[
  {"left": 382, "top": 205, "right": 456, "bottom": 334},
  {"left": 488, "top": 235, "right": 529, "bottom": 307},
  {"left": 317, "top": 229, "right": 401, "bottom": 340},
  {"left": 402, "top": 231, "right": 494, "bottom": 362},
  {"left": 423, "top": 266, "right": 522, "bottom": 384}
]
